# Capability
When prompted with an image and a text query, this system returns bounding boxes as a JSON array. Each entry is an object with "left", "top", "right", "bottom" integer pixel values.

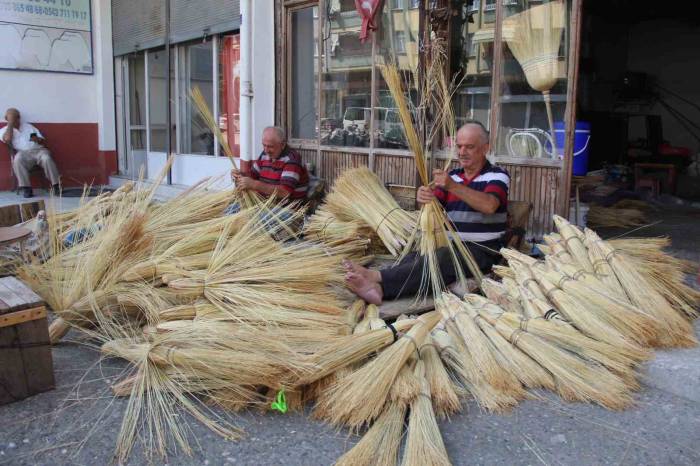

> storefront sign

[{"left": 0, "top": 0, "right": 93, "bottom": 74}]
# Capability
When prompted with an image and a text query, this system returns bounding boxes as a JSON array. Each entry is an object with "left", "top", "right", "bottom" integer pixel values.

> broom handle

[{"left": 542, "top": 90, "right": 556, "bottom": 151}]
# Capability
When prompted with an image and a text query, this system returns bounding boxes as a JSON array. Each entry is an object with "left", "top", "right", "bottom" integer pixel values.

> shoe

[
  {"left": 51, "top": 184, "right": 62, "bottom": 196},
  {"left": 21, "top": 187, "right": 33, "bottom": 198}
]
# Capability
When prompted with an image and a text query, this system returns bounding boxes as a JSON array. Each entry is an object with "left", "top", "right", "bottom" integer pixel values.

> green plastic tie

[{"left": 271, "top": 389, "right": 288, "bottom": 413}]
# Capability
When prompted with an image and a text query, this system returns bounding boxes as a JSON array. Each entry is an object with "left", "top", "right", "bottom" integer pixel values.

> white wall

[
  {"left": 0, "top": 0, "right": 115, "bottom": 150},
  {"left": 250, "top": 0, "right": 276, "bottom": 154}
]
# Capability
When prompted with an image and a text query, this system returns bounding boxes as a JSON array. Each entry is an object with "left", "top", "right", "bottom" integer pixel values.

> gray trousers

[{"left": 13, "top": 148, "right": 60, "bottom": 187}]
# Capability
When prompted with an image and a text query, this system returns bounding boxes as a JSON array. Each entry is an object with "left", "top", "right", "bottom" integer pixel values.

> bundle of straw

[
  {"left": 308, "top": 167, "right": 415, "bottom": 255},
  {"left": 480, "top": 312, "right": 634, "bottom": 410},
  {"left": 587, "top": 205, "right": 646, "bottom": 229},
  {"left": 585, "top": 229, "right": 697, "bottom": 348},
  {"left": 315, "top": 311, "right": 441, "bottom": 429},
  {"left": 401, "top": 359, "right": 452, "bottom": 466}
]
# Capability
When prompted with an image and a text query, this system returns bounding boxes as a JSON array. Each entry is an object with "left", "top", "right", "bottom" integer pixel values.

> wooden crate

[
  {"left": 0, "top": 276, "right": 54, "bottom": 405},
  {"left": 386, "top": 184, "right": 417, "bottom": 211},
  {"left": 0, "top": 200, "right": 46, "bottom": 227}
]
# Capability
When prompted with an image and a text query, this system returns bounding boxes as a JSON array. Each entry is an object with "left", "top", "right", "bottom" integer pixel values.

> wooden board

[
  {"left": 0, "top": 277, "right": 43, "bottom": 314},
  {"left": 0, "top": 276, "right": 52, "bottom": 405},
  {"left": 0, "top": 323, "right": 30, "bottom": 405},
  {"left": 15, "top": 317, "right": 54, "bottom": 395}
]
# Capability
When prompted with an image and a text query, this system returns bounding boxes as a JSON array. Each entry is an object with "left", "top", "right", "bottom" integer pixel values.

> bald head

[
  {"left": 455, "top": 121, "right": 490, "bottom": 173},
  {"left": 5, "top": 108, "right": 19, "bottom": 123},
  {"left": 261, "top": 126, "right": 287, "bottom": 159},
  {"left": 457, "top": 122, "right": 489, "bottom": 145}
]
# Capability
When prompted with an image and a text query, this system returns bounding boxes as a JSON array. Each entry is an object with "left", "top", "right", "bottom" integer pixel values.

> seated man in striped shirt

[
  {"left": 345, "top": 122, "right": 509, "bottom": 305},
  {"left": 232, "top": 126, "right": 309, "bottom": 202}
]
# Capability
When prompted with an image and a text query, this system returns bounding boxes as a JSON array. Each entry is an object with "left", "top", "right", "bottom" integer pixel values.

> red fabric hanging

[{"left": 355, "top": 0, "right": 384, "bottom": 43}]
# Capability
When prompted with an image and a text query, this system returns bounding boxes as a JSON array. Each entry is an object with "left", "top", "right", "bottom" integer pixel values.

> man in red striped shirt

[{"left": 232, "top": 126, "right": 309, "bottom": 201}]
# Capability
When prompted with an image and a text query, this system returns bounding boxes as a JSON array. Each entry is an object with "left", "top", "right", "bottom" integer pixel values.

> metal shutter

[
  {"left": 112, "top": 0, "right": 166, "bottom": 56},
  {"left": 170, "top": 0, "right": 241, "bottom": 44}
]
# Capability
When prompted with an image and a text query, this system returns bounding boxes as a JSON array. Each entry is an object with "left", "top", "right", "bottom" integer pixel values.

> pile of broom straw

[
  {"left": 14, "top": 172, "right": 699, "bottom": 465},
  {"left": 17, "top": 175, "right": 374, "bottom": 462},
  {"left": 587, "top": 204, "right": 647, "bottom": 228}
]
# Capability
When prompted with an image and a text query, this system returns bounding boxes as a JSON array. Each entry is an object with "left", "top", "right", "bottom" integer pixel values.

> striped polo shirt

[
  {"left": 434, "top": 161, "right": 510, "bottom": 243},
  {"left": 250, "top": 147, "right": 309, "bottom": 200}
]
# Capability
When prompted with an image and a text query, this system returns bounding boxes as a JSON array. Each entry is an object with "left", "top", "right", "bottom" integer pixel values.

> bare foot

[
  {"left": 346, "top": 272, "right": 383, "bottom": 305},
  {"left": 342, "top": 259, "right": 374, "bottom": 280}
]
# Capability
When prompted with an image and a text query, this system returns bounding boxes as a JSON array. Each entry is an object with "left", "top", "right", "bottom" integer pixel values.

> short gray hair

[
  {"left": 458, "top": 121, "right": 489, "bottom": 145},
  {"left": 263, "top": 126, "right": 287, "bottom": 143}
]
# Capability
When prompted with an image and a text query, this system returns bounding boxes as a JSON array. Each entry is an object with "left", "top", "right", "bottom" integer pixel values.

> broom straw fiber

[
  {"left": 534, "top": 263, "right": 660, "bottom": 346},
  {"left": 462, "top": 297, "right": 555, "bottom": 391},
  {"left": 441, "top": 293, "right": 522, "bottom": 392},
  {"left": 435, "top": 323, "right": 521, "bottom": 412},
  {"left": 481, "top": 313, "right": 634, "bottom": 410},
  {"left": 316, "top": 311, "right": 442, "bottom": 429},
  {"left": 420, "top": 336, "right": 462, "bottom": 419},
  {"left": 401, "top": 359, "right": 452, "bottom": 466},
  {"left": 585, "top": 229, "right": 697, "bottom": 348}
]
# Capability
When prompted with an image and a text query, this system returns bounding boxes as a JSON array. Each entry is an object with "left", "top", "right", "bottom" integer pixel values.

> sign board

[{"left": 0, "top": 0, "right": 92, "bottom": 74}]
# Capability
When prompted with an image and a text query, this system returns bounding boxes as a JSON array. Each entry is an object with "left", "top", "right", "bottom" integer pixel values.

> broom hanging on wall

[{"left": 503, "top": 0, "right": 565, "bottom": 144}]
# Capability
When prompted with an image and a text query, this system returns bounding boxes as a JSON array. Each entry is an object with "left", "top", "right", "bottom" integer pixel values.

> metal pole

[{"left": 165, "top": 0, "right": 172, "bottom": 185}]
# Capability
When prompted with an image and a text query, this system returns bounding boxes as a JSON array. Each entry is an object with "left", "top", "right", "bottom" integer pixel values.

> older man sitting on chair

[
  {"left": 344, "top": 121, "right": 510, "bottom": 305},
  {"left": 1, "top": 108, "right": 61, "bottom": 198}
]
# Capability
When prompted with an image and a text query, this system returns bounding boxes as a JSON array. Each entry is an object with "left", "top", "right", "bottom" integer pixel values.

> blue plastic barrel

[{"left": 554, "top": 121, "right": 591, "bottom": 176}]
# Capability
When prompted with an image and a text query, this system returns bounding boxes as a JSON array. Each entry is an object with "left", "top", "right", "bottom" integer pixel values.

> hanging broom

[{"left": 503, "top": 0, "right": 566, "bottom": 142}]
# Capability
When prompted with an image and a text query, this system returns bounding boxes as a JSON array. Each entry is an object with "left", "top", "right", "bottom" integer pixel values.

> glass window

[
  {"left": 451, "top": 0, "right": 493, "bottom": 135},
  {"left": 219, "top": 35, "right": 241, "bottom": 157},
  {"left": 374, "top": 0, "right": 420, "bottom": 150},
  {"left": 128, "top": 53, "right": 146, "bottom": 150},
  {"left": 320, "top": 5, "right": 372, "bottom": 147},
  {"left": 147, "top": 48, "right": 174, "bottom": 153},
  {"left": 179, "top": 40, "right": 215, "bottom": 155},
  {"left": 290, "top": 7, "right": 319, "bottom": 140},
  {"left": 496, "top": 0, "right": 569, "bottom": 159}
]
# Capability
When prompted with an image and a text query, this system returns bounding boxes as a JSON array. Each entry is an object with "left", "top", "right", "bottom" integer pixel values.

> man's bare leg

[{"left": 345, "top": 271, "right": 383, "bottom": 305}]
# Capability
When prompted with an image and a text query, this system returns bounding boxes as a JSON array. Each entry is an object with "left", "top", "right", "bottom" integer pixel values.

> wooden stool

[{"left": 0, "top": 276, "right": 54, "bottom": 405}]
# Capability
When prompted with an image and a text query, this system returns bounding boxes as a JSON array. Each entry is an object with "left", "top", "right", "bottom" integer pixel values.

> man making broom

[{"left": 345, "top": 122, "right": 509, "bottom": 305}]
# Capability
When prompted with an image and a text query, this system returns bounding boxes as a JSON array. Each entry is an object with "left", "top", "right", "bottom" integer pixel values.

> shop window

[
  {"left": 496, "top": 0, "right": 570, "bottom": 159},
  {"left": 219, "top": 35, "right": 241, "bottom": 157},
  {"left": 128, "top": 53, "right": 146, "bottom": 150},
  {"left": 320, "top": 7, "right": 372, "bottom": 147},
  {"left": 147, "top": 48, "right": 174, "bottom": 153},
  {"left": 374, "top": 1, "right": 420, "bottom": 150},
  {"left": 450, "top": 0, "right": 493, "bottom": 133},
  {"left": 290, "top": 7, "right": 319, "bottom": 140},
  {"left": 178, "top": 39, "right": 215, "bottom": 155}
]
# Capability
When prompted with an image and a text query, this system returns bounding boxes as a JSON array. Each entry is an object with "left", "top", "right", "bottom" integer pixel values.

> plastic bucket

[{"left": 554, "top": 121, "right": 591, "bottom": 176}]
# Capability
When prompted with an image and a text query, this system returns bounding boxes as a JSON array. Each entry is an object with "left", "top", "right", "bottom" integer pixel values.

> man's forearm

[
  {"left": 448, "top": 183, "right": 500, "bottom": 214},
  {"left": 251, "top": 179, "right": 287, "bottom": 199}
]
